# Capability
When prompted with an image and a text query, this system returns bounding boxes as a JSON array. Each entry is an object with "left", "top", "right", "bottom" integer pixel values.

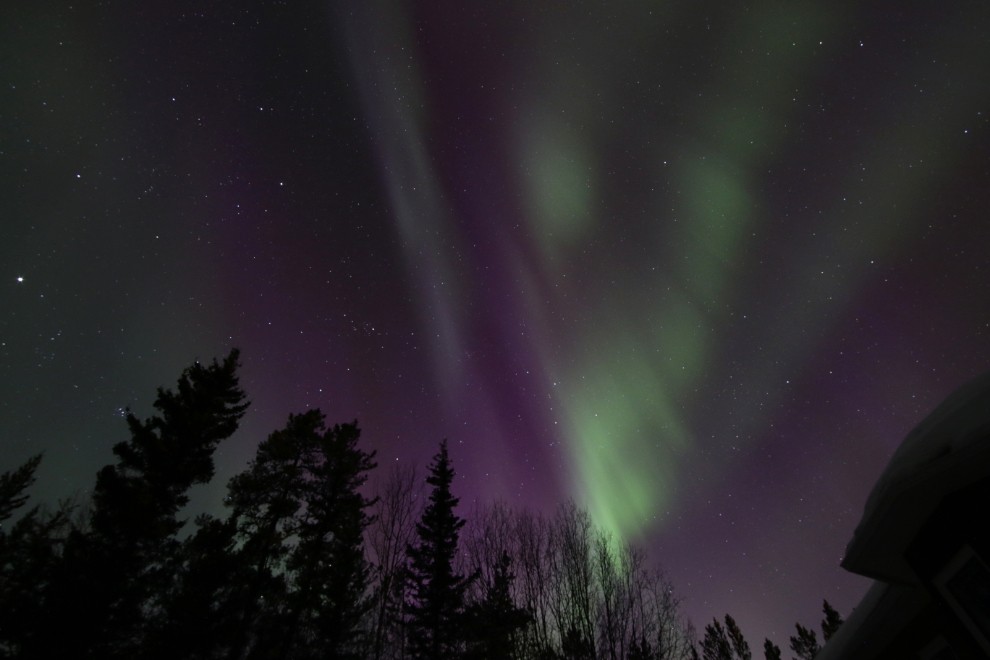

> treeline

[
  {"left": 0, "top": 351, "right": 838, "bottom": 660},
  {"left": 698, "top": 601, "right": 843, "bottom": 660}
]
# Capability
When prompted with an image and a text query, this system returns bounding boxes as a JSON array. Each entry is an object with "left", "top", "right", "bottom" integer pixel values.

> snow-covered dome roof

[{"left": 842, "top": 370, "right": 990, "bottom": 585}]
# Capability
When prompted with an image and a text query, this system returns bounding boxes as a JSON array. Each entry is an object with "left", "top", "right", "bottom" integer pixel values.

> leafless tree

[
  {"left": 367, "top": 462, "right": 422, "bottom": 660},
  {"left": 464, "top": 499, "right": 515, "bottom": 592},
  {"left": 513, "top": 507, "right": 556, "bottom": 660},
  {"left": 547, "top": 501, "right": 598, "bottom": 658},
  {"left": 642, "top": 567, "right": 694, "bottom": 660},
  {"left": 447, "top": 498, "right": 696, "bottom": 660},
  {"left": 595, "top": 533, "right": 646, "bottom": 660}
]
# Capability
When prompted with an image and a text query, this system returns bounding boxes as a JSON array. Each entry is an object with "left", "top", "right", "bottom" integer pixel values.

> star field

[{"left": 2, "top": 0, "right": 990, "bottom": 646}]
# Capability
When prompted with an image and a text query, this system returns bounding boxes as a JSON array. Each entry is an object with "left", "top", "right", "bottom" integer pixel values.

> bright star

[{"left": 16, "top": 277, "right": 23, "bottom": 282}]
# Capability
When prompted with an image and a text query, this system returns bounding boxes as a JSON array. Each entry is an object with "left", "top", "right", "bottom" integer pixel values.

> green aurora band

[{"left": 347, "top": 0, "right": 990, "bottom": 540}]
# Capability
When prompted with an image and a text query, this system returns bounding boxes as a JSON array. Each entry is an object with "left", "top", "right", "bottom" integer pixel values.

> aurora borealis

[{"left": 3, "top": 0, "right": 990, "bottom": 646}]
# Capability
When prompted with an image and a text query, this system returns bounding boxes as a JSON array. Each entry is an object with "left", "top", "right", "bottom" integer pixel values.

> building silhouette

[{"left": 820, "top": 371, "right": 990, "bottom": 660}]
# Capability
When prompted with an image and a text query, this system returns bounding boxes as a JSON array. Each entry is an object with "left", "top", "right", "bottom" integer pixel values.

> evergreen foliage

[
  {"left": 560, "top": 626, "right": 595, "bottom": 660},
  {"left": 222, "top": 410, "right": 378, "bottom": 660},
  {"left": 763, "top": 639, "right": 781, "bottom": 660},
  {"left": 724, "top": 615, "right": 751, "bottom": 660},
  {"left": 224, "top": 410, "right": 326, "bottom": 659},
  {"left": 820, "top": 601, "right": 843, "bottom": 642},
  {"left": 0, "top": 350, "right": 786, "bottom": 660},
  {"left": 282, "top": 418, "right": 378, "bottom": 660},
  {"left": 29, "top": 349, "right": 249, "bottom": 659},
  {"left": 464, "top": 551, "right": 532, "bottom": 660},
  {"left": 0, "top": 454, "right": 42, "bottom": 525},
  {"left": 145, "top": 513, "right": 243, "bottom": 659},
  {"left": 627, "top": 635, "right": 656, "bottom": 660},
  {"left": 701, "top": 620, "right": 733, "bottom": 660},
  {"left": 702, "top": 615, "right": 751, "bottom": 660},
  {"left": 405, "top": 440, "right": 477, "bottom": 660},
  {"left": 788, "top": 623, "right": 820, "bottom": 660},
  {"left": 0, "top": 455, "right": 73, "bottom": 658}
]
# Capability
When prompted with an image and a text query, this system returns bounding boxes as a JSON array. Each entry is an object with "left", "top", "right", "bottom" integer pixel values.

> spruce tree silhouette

[
  {"left": 25, "top": 349, "right": 248, "bottom": 660},
  {"left": 702, "top": 619, "right": 734, "bottom": 660},
  {"left": 463, "top": 550, "right": 532, "bottom": 660},
  {"left": 724, "top": 615, "right": 751, "bottom": 660},
  {"left": 788, "top": 624, "right": 820, "bottom": 660},
  {"left": 405, "top": 440, "right": 476, "bottom": 660},
  {"left": 560, "top": 626, "right": 595, "bottom": 660},
  {"left": 820, "top": 600, "right": 843, "bottom": 642}
]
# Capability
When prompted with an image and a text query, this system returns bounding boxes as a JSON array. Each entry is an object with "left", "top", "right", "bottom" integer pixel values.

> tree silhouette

[
  {"left": 788, "top": 624, "right": 819, "bottom": 660},
  {"left": 138, "top": 399, "right": 378, "bottom": 660},
  {"left": 224, "top": 409, "right": 325, "bottom": 659},
  {"left": 820, "top": 601, "right": 843, "bottom": 642},
  {"left": 29, "top": 349, "right": 248, "bottom": 659},
  {"left": 405, "top": 440, "right": 476, "bottom": 660},
  {"left": 560, "top": 626, "right": 595, "bottom": 660},
  {"left": 724, "top": 615, "right": 751, "bottom": 660},
  {"left": 143, "top": 514, "right": 243, "bottom": 660},
  {"left": 369, "top": 463, "right": 422, "bottom": 660},
  {"left": 0, "top": 454, "right": 73, "bottom": 657},
  {"left": 464, "top": 550, "right": 532, "bottom": 660},
  {"left": 0, "top": 350, "right": 709, "bottom": 660},
  {"left": 0, "top": 454, "right": 42, "bottom": 524},
  {"left": 702, "top": 620, "right": 733, "bottom": 660},
  {"left": 281, "top": 419, "right": 378, "bottom": 660},
  {"left": 772, "top": 599, "right": 841, "bottom": 660},
  {"left": 551, "top": 503, "right": 597, "bottom": 658},
  {"left": 700, "top": 615, "right": 753, "bottom": 660},
  {"left": 627, "top": 634, "right": 656, "bottom": 660}
]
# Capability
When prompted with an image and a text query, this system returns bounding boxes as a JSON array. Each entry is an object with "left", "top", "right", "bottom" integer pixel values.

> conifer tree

[
  {"left": 701, "top": 616, "right": 755, "bottom": 660},
  {"left": 0, "top": 454, "right": 72, "bottom": 657},
  {"left": 405, "top": 440, "right": 476, "bottom": 660},
  {"left": 30, "top": 349, "right": 248, "bottom": 659},
  {"left": 152, "top": 410, "right": 378, "bottom": 660},
  {"left": 820, "top": 601, "right": 843, "bottom": 642},
  {"left": 627, "top": 635, "right": 656, "bottom": 660},
  {"left": 560, "top": 626, "right": 595, "bottom": 660},
  {"left": 724, "top": 615, "right": 751, "bottom": 660},
  {"left": 763, "top": 639, "right": 781, "bottom": 660},
  {"left": 788, "top": 623, "right": 820, "bottom": 660},
  {"left": 223, "top": 409, "right": 325, "bottom": 659},
  {"left": 464, "top": 550, "right": 532, "bottom": 660},
  {"left": 0, "top": 454, "right": 42, "bottom": 525},
  {"left": 282, "top": 419, "right": 378, "bottom": 660},
  {"left": 143, "top": 514, "right": 244, "bottom": 660},
  {"left": 702, "top": 620, "right": 733, "bottom": 660}
]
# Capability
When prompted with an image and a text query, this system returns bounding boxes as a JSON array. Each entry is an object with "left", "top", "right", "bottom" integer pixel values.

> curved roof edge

[{"left": 843, "top": 371, "right": 990, "bottom": 583}]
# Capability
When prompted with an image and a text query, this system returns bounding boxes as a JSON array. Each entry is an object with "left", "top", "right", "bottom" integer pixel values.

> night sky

[{"left": 3, "top": 0, "right": 990, "bottom": 647}]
